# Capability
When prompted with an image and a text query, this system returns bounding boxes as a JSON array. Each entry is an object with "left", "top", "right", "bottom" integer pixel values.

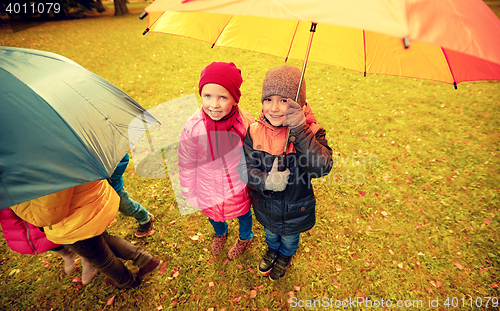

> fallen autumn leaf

[
  {"left": 106, "top": 295, "right": 115, "bottom": 305},
  {"left": 249, "top": 290, "right": 257, "bottom": 299}
]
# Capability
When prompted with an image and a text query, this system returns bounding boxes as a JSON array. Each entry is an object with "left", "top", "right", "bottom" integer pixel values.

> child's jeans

[
  {"left": 265, "top": 229, "right": 300, "bottom": 256},
  {"left": 208, "top": 210, "right": 254, "bottom": 240},
  {"left": 117, "top": 188, "right": 150, "bottom": 225}
]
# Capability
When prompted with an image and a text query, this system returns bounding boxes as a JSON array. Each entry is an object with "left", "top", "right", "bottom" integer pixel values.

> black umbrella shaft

[
  {"left": 282, "top": 22, "right": 317, "bottom": 158},
  {"left": 297, "top": 23, "right": 317, "bottom": 102}
]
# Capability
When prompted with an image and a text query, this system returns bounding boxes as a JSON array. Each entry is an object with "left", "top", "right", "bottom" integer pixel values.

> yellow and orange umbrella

[{"left": 143, "top": 0, "right": 500, "bottom": 88}]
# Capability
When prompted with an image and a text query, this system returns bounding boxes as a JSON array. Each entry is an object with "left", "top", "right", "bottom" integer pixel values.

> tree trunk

[
  {"left": 114, "top": 0, "right": 129, "bottom": 16},
  {"left": 95, "top": 0, "right": 106, "bottom": 13}
]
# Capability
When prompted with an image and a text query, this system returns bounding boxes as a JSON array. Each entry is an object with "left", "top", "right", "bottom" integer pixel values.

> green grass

[{"left": 1, "top": 2, "right": 500, "bottom": 310}]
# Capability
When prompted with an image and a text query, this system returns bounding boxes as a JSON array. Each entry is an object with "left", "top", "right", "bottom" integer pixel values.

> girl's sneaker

[
  {"left": 257, "top": 247, "right": 279, "bottom": 276},
  {"left": 211, "top": 232, "right": 228, "bottom": 257},
  {"left": 269, "top": 253, "right": 292, "bottom": 281}
]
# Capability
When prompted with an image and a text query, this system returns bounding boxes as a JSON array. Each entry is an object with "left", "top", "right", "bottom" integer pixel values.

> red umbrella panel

[{"left": 142, "top": 0, "right": 500, "bottom": 87}]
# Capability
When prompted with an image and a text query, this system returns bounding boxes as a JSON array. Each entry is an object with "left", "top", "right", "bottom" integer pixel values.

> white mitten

[{"left": 264, "top": 158, "right": 290, "bottom": 192}]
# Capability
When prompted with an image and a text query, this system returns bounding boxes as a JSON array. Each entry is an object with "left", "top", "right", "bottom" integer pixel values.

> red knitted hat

[{"left": 198, "top": 62, "right": 243, "bottom": 103}]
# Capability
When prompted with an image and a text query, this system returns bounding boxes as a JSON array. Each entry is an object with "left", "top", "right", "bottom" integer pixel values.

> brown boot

[
  {"left": 105, "top": 276, "right": 141, "bottom": 289},
  {"left": 211, "top": 232, "right": 227, "bottom": 257},
  {"left": 137, "top": 257, "right": 162, "bottom": 279},
  {"left": 228, "top": 238, "right": 253, "bottom": 260},
  {"left": 81, "top": 257, "right": 98, "bottom": 285},
  {"left": 53, "top": 247, "right": 77, "bottom": 275}
]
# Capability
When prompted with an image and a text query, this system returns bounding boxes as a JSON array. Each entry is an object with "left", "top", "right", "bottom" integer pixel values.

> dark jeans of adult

[{"left": 70, "top": 231, "right": 152, "bottom": 288}]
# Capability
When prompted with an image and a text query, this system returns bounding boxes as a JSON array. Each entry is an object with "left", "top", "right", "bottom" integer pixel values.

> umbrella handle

[
  {"left": 282, "top": 22, "right": 317, "bottom": 159},
  {"left": 277, "top": 154, "right": 286, "bottom": 172}
]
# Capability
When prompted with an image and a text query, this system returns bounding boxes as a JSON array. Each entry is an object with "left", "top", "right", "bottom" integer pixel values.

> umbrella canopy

[
  {"left": 0, "top": 46, "right": 159, "bottom": 210},
  {"left": 143, "top": 0, "right": 500, "bottom": 87}
]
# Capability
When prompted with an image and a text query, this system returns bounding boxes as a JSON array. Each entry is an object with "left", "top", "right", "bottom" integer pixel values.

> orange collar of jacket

[{"left": 249, "top": 115, "right": 296, "bottom": 156}]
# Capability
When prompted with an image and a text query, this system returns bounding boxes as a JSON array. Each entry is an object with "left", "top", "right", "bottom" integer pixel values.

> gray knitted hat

[{"left": 261, "top": 65, "right": 306, "bottom": 107}]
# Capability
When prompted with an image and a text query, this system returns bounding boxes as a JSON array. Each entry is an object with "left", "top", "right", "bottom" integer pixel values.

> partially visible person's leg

[
  {"left": 269, "top": 233, "right": 299, "bottom": 281},
  {"left": 264, "top": 229, "right": 281, "bottom": 251},
  {"left": 80, "top": 256, "right": 98, "bottom": 285},
  {"left": 228, "top": 210, "right": 254, "bottom": 259},
  {"left": 70, "top": 234, "right": 139, "bottom": 289},
  {"left": 277, "top": 234, "right": 300, "bottom": 257},
  {"left": 208, "top": 218, "right": 228, "bottom": 237},
  {"left": 52, "top": 245, "right": 98, "bottom": 284},
  {"left": 51, "top": 245, "right": 77, "bottom": 275},
  {"left": 117, "top": 188, "right": 154, "bottom": 237},
  {"left": 103, "top": 231, "right": 162, "bottom": 279},
  {"left": 258, "top": 229, "right": 281, "bottom": 275},
  {"left": 237, "top": 210, "right": 254, "bottom": 240},
  {"left": 103, "top": 231, "right": 152, "bottom": 267},
  {"left": 208, "top": 218, "right": 228, "bottom": 256}
]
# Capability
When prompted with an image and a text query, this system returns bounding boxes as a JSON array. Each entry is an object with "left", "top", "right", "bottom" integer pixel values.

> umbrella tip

[
  {"left": 143, "top": 28, "right": 150, "bottom": 35},
  {"left": 139, "top": 11, "right": 147, "bottom": 20},
  {"left": 454, "top": 82, "right": 457, "bottom": 90},
  {"left": 403, "top": 36, "right": 410, "bottom": 49}
]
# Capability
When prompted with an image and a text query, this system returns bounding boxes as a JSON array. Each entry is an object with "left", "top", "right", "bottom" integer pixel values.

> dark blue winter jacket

[{"left": 238, "top": 115, "right": 332, "bottom": 236}]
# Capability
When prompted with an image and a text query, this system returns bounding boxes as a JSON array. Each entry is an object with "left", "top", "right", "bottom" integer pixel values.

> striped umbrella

[{"left": 0, "top": 46, "right": 159, "bottom": 209}]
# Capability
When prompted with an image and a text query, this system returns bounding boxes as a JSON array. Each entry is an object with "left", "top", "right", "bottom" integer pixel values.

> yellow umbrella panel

[{"left": 147, "top": 12, "right": 461, "bottom": 85}]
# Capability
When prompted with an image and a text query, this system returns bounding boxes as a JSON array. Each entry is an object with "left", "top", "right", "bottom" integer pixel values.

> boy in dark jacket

[{"left": 238, "top": 65, "right": 333, "bottom": 281}]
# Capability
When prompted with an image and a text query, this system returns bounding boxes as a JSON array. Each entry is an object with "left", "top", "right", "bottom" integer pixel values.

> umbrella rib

[
  {"left": 60, "top": 78, "right": 132, "bottom": 138},
  {"left": 143, "top": 11, "right": 167, "bottom": 35},
  {"left": 440, "top": 48, "right": 458, "bottom": 89},
  {"left": 211, "top": 15, "right": 233, "bottom": 48},
  {"left": 285, "top": 21, "right": 300, "bottom": 62},
  {"left": 363, "top": 30, "right": 367, "bottom": 77}
]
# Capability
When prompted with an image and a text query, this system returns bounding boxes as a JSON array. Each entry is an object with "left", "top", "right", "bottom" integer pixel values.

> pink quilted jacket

[
  {"left": 0, "top": 208, "right": 60, "bottom": 255},
  {"left": 178, "top": 108, "right": 253, "bottom": 222}
]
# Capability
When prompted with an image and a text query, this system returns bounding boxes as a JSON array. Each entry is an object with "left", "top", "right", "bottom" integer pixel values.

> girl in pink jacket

[{"left": 178, "top": 62, "right": 254, "bottom": 259}]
